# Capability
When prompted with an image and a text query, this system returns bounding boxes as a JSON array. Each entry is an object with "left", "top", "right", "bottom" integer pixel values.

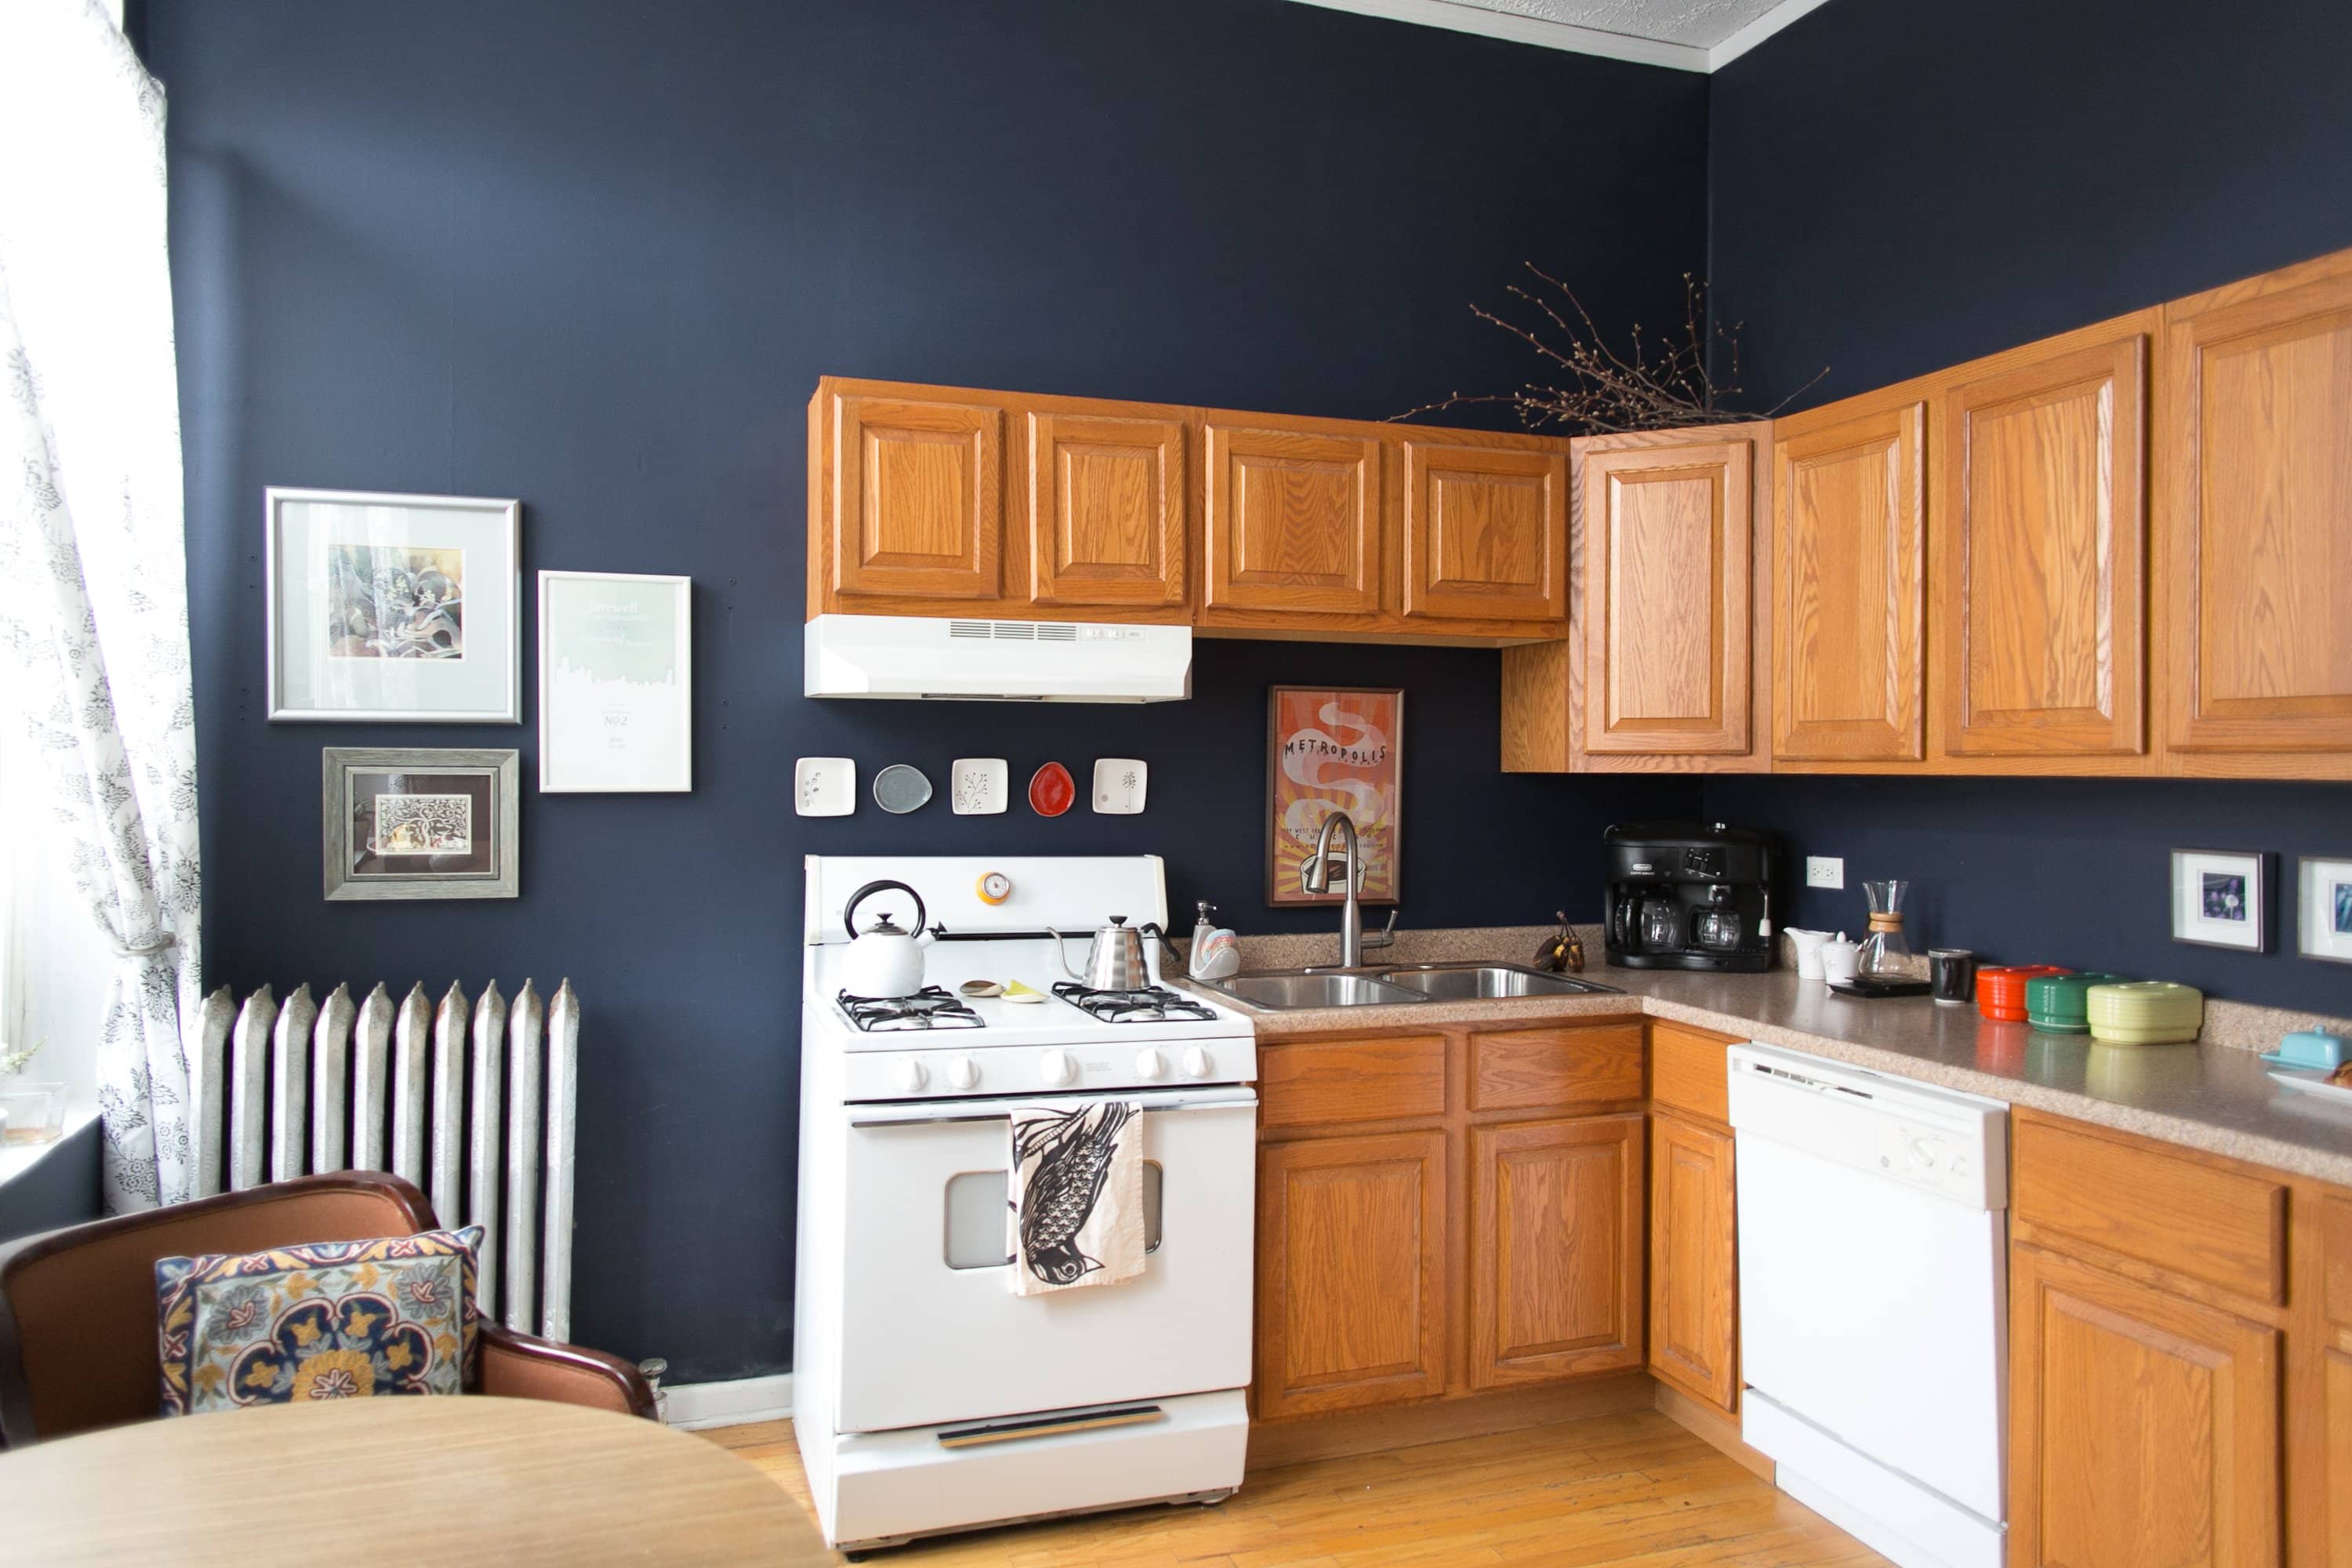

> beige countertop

[{"left": 1190, "top": 958, "right": 2352, "bottom": 1188}]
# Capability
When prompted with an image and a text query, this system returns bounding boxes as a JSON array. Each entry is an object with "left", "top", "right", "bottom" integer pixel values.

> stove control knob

[
  {"left": 897, "top": 1058, "right": 929, "bottom": 1093},
  {"left": 1040, "top": 1049, "right": 1078, "bottom": 1087},
  {"left": 945, "top": 1055, "right": 980, "bottom": 1091},
  {"left": 1134, "top": 1047, "right": 1167, "bottom": 1081},
  {"left": 1181, "top": 1046, "right": 1214, "bottom": 1080}
]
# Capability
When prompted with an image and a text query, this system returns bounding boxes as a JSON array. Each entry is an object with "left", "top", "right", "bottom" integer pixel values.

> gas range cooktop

[
  {"left": 837, "top": 987, "right": 985, "bottom": 1033},
  {"left": 1051, "top": 982, "right": 1218, "bottom": 1025}
]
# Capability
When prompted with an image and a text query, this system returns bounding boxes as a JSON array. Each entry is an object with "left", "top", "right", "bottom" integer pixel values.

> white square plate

[
  {"left": 2270, "top": 1068, "right": 2352, "bottom": 1110},
  {"left": 795, "top": 757, "right": 855, "bottom": 817},
  {"left": 1093, "top": 757, "right": 1148, "bottom": 815},
  {"left": 950, "top": 757, "right": 1008, "bottom": 815}
]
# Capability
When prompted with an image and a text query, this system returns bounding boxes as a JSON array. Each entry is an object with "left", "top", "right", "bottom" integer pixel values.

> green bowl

[{"left": 2025, "top": 971, "right": 2129, "bottom": 1033}]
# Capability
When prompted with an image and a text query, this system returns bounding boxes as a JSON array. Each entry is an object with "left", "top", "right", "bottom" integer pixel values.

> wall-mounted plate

[
  {"left": 1029, "top": 762, "right": 1075, "bottom": 818},
  {"left": 951, "top": 757, "right": 1009, "bottom": 815},
  {"left": 795, "top": 757, "right": 855, "bottom": 817},
  {"left": 873, "top": 763, "right": 934, "bottom": 815},
  {"left": 1093, "top": 758, "right": 1148, "bottom": 815}
]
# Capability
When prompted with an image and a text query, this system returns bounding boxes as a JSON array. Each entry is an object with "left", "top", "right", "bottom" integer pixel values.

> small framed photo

[
  {"left": 2297, "top": 855, "right": 2352, "bottom": 964},
  {"left": 1266, "top": 686, "right": 1403, "bottom": 908},
  {"left": 2170, "top": 848, "right": 2269, "bottom": 952},
  {"left": 539, "top": 571, "right": 692, "bottom": 793},
  {"left": 267, "top": 488, "right": 521, "bottom": 722},
  {"left": 323, "top": 748, "right": 519, "bottom": 901}
]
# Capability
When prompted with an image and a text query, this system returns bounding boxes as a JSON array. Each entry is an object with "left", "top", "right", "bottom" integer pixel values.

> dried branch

[{"left": 1394, "top": 269, "right": 1827, "bottom": 435}]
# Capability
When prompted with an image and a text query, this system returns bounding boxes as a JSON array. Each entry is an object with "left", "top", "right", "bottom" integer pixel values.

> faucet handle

[{"left": 1360, "top": 908, "right": 1400, "bottom": 950}]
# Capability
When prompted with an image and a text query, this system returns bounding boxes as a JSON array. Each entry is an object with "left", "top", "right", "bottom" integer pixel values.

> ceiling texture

[{"left": 1287, "top": 0, "right": 1834, "bottom": 70}]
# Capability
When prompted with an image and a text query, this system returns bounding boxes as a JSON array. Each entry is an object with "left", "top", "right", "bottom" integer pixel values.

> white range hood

[{"left": 804, "top": 613, "right": 1192, "bottom": 702}]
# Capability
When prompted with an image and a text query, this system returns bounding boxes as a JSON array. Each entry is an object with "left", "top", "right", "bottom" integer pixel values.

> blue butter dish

[{"left": 2263, "top": 1029, "right": 2347, "bottom": 1070}]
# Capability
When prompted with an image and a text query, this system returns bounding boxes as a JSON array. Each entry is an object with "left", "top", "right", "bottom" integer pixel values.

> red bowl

[{"left": 1976, "top": 964, "right": 2070, "bottom": 1022}]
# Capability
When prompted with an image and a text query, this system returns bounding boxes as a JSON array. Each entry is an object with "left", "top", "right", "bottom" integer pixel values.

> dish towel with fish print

[{"left": 1007, "top": 1100, "right": 1146, "bottom": 1296}]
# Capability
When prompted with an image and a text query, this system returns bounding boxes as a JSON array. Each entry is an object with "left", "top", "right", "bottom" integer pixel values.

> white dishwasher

[{"left": 1728, "top": 1043, "right": 2009, "bottom": 1568}]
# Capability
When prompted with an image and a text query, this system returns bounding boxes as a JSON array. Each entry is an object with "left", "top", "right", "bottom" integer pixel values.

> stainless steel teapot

[{"left": 1047, "top": 915, "right": 1166, "bottom": 992}]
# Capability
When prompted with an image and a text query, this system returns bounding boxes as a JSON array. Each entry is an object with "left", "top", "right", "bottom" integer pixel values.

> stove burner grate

[
  {"left": 838, "top": 986, "right": 984, "bottom": 1032},
  {"left": 1051, "top": 982, "right": 1218, "bottom": 1025}
]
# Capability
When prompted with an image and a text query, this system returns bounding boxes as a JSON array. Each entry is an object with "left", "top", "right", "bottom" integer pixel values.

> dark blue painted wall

[
  {"left": 144, "top": 0, "right": 1710, "bottom": 1380},
  {"left": 1704, "top": 0, "right": 2352, "bottom": 1014}
]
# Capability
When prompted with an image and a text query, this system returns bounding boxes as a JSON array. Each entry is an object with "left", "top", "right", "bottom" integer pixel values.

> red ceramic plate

[{"left": 1028, "top": 761, "right": 1076, "bottom": 818}]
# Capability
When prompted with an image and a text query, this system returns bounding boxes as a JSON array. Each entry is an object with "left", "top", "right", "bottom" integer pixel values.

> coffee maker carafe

[{"left": 1602, "top": 822, "right": 1775, "bottom": 972}]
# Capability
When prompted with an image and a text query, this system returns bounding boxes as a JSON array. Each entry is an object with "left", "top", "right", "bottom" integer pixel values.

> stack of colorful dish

[
  {"left": 1976, "top": 964, "right": 2070, "bottom": 1022},
  {"left": 2024, "top": 971, "right": 2130, "bottom": 1033},
  {"left": 2085, "top": 981, "right": 2205, "bottom": 1045}
]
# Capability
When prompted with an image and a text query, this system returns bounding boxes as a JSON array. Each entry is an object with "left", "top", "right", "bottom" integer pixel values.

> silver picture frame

[
  {"left": 2169, "top": 847, "right": 2268, "bottom": 953},
  {"left": 322, "top": 748, "right": 520, "bottom": 901},
  {"left": 267, "top": 487, "right": 522, "bottom": 722}
]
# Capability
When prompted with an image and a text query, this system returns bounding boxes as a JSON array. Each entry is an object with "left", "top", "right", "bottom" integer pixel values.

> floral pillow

[{"left": 156, "top": 1226, "right": 484, "bottom": 1416}]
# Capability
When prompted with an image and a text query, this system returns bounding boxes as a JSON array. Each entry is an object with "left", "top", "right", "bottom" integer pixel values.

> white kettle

[{"left": 840, "top": 879, "right": 935, "bottom": 998}]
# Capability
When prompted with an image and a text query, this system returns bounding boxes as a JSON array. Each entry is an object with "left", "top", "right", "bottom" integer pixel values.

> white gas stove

[{"left": 793, "top": 855, "right": 1258, "bottom": 1555}]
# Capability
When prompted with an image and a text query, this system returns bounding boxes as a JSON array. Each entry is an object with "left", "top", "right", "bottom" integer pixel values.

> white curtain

[{"left": 0, "top": 0, "right": 200, "bottom": 1209}]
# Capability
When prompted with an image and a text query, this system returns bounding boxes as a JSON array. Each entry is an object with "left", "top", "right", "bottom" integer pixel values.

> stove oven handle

[{"left": 848, "top": 1091, "right": 1257, "bottom": 1129}]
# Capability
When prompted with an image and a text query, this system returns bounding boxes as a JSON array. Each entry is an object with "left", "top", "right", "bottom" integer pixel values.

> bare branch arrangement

[{"left": 1396, "top": 267, "right": 1827, "bottom": 434}]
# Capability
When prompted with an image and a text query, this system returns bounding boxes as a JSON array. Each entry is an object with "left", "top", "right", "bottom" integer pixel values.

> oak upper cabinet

[
  {"left": 2161, "top": 255, "right": 2352, "bottom": 771},
  {"left": 1578, "top": 426, "right": 1767, "bottom": 764},
  {"left": 1772, "top": 391, "right": 1927, "bottom": 763},
  {"left": 1020, "top": 409, "right": 1188, "bottom": 613},
  {"left": 1399, "top": 438, "right": 1567, "bottom": 627},
  {"left": 1937, "top": 319, "right": 2152, "bottom": 759},
  {"left": 1468, "top": 1113, "right": 1643, "bottom": 1389},
  {"left": 1201, "top": 422, "right": 1383, "bottom": 625},
  {"left": 1647, "top": 1111, "right": 1737, "bottom": 1411},
  {"left": 814, "top": 386, "right": 1004, "bottom": 607},
  {"left": 1254, "top": 1130, "right": 1448, "bottom": 1420}
]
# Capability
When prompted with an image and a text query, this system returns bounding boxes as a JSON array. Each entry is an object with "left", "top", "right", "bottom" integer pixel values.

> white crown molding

[
  {"left": 663, "top": 1372, "right": 795, "bottom": 1431},
  {"left": 1286, "top": 0, "right": 1833, "bottom": 73}
]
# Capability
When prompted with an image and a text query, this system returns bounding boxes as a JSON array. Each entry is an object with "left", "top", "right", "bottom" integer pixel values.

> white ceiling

[{"left": 1287, "top": 0, "right": 1835, "bottom": 71}]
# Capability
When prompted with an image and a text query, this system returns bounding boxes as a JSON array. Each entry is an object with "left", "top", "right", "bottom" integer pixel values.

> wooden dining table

[{"left": 0, "top": 1396, "right": 834, "bottom": 1564}]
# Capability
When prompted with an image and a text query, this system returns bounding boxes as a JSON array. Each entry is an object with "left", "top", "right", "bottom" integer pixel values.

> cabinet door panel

[
  {"left": 1773, "top": 401, "right": 1926, "bottom": 761},
  {"left": 829, "top": 394, "right": 1002, "bottom": 601},
  {"left": 1401, "top": 441, "right": 1566, "bottom": 624},
  {"left": 1943, "top": 334, "right": 2147, "bottom": 755},
  {"left": 1581, "top": 439, "right": 1753, "bottom": 754},
  {"left": 1024, "top": 412, "right": 1186, "bottom": 611},
  {"left": 2165, "top": 270, "right": 2352, "bottom": 755},
  {"left": 2010, "top": 1243, "right": 2281, "bottom": 1568},
  {"left": 1468, "top": 1025, "right": 1643, "bottom": 1114},
  {"left": 1647, "top": 1112, "right": 1737, "bottom": 1410},
  {"left": 1254, "top": 1131, "right": 1446, "bottom": 1418},
  {"left": 1469, "top": 1114, "right": 1642, "bottom": 1389},
  {"left": 1203, "top": 425, "right": 1381, "bottom": 618}
]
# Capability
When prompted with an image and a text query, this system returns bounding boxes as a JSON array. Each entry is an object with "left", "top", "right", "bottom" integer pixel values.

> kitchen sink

[
  {"left": 1193, "top": 971, "right": 1431, "bottom": 1011},
  {"left": 1371, "top": 963, "right": 1622, "bottom": 1000}
]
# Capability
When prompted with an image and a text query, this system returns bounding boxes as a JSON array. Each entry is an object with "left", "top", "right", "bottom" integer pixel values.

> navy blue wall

[
  {"left": 1704, "top": 0, "right": 2352, "bottom": 1013},
  {"left": 145, "top": 0, "right": 1708, "bottom": 1380}
]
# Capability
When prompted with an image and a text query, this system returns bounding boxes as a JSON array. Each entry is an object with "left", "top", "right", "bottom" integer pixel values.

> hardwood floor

[{"left": 701, "top": 1410, "right": 1889, "bottom": 1566}]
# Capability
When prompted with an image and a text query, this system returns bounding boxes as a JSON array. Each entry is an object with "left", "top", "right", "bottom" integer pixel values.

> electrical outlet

[{"left": 1806, "top": 855, "right": 1846, "bottom": 890}]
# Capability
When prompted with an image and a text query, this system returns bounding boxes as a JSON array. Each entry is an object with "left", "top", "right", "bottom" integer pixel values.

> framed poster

[
  {"left": 538, "top": 571, "right": 692, "bottom": 793},
  {"left": 2169, "top": 848, "right": 2268, "bottom": 952},
  {"left": 322, "top": 748, "right": 519, "bottom": 901},
  {"left": 267, "top": 488, "right": 521, "bottom": 722},
  {"left": 1267, "top": 686, "right": 1402, "bottom": 907}
]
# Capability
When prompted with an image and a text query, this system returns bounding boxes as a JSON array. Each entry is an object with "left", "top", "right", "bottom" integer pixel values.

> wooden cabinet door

[
  {"left": 1468, "top": 1114, "right": 1642, "bottom": 1390},
  {"left": 1581, "top": 434, "right": 1755, "bottom": 756},
  {"left": 1940, "top": 331, "right": 2148, "bottom": 756},
  {"left": 2328, "top": 1348, "right": 2352, "bottom": 1568},
  {"left": 1400, "top": 439, "right": 1566, "bottom": 626},
  {"left": 1647, "top": 1112, "right": 1737, "bottom": 1411},
  {"left": 1022, "top": 411, "right": 1186, "bottom": 612},
  {"left": 1203, "top": 424, "right": 1381, "bottom": 619},
  {"left": 1773, "top": 399, "right": 1926, "bottom": 761},
  {"left": 2010, "top": 1242, "right": 2282, "bottom": 1568},
  {"left": 825, "top": 392, "right": 1003, "bottom": 603},
  {"left": 2163, "top": 265, "right": 2352, "bottom": 759},
  {"left": 1255, "top": 1131, "right": 1446, "bottom": 1419}
]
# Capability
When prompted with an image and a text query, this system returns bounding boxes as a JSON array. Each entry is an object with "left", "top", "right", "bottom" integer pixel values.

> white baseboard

[{"left": 664, "top": 1372, "right": 794, "bottom": 1431}]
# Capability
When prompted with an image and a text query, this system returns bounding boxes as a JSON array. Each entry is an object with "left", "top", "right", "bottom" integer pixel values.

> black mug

[{"left": 1929, "top": 948, "right": 1978, "bottom": 1006}]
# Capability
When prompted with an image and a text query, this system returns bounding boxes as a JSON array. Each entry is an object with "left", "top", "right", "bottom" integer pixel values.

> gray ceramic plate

[{"left": 873, "top": 763, "right": 933, "bottom": 815}]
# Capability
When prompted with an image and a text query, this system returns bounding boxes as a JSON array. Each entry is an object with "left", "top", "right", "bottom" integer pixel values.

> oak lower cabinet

[
  {"left": 1646, "top": 1110, "right": 1737, "bottom": 1411},
  {"left": 1468, "top": 1114, "right": 1643, "bottom": 1389}
]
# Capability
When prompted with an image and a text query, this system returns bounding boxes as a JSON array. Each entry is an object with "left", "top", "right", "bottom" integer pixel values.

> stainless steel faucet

[{"left": 1300, "top": 811, "right": 1397, "bottom": 968}]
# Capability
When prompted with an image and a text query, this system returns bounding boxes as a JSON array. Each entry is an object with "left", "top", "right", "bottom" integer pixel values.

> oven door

[{"left": 835, "top": 1086, "right": 1257, "bottom": 1434}]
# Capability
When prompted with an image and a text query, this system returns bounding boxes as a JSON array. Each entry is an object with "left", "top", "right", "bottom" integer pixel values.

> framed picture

[
  {"left": 322, "top": 748, "right": 519, "bottom": 901},
  {"left": 538, "top": 571, "right": 692, "bottom": 793},
  {"left": 2169, "top": 848, "right": 2268, "bottom": 952},
  {"left": 267, "top": 488, "right": 521, "bottom": 722},
  {"left": 1266, "top": 686, "right": 1402, "bottom": 907},
  {"left": 2297, "top": 855, "right": 2352, "bottom": 964}
]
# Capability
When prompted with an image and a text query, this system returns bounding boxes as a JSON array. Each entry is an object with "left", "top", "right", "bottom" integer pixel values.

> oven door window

[{"left": 944, "top": 1163, "right": 1163, "bottom": 1269}]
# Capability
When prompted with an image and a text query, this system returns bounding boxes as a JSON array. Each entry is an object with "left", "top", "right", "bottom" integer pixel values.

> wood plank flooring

[{"left": 702, "top": 1410, "right": 1889, "bottom": 1566}]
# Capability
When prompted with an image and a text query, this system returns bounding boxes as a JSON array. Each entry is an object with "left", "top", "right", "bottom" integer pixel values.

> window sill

[{"left": 0, "top": 1107, "right": 100, "bottom": 1193}]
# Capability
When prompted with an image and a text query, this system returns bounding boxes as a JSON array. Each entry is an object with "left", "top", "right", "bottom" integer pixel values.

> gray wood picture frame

[{"left": 322, "top": 747, "right": 520, "bottom": 901}]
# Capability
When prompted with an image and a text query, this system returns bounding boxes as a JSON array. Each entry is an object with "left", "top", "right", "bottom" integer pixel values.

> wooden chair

[{"left": 0, "top": 1170, "right": 654, "bottom": 1446}]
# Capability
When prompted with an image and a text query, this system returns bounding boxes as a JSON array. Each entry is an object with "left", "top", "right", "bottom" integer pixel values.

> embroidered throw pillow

[{"left": 156, "top": 1225, "right": 484, "bottom": 1416}]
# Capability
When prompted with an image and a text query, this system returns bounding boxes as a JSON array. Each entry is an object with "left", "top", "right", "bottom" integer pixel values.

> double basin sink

[{"left": 1190, "top": 962, "right": 1621, "bottom": 1012}]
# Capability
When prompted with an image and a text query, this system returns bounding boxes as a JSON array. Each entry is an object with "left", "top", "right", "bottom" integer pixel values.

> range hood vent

[{"left": 805, "top": 614, "right": 1191, "bottom": 703}]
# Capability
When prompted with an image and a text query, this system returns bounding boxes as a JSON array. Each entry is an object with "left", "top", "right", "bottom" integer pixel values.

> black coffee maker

[{"left": 1602, "top": 822, "right": 1775, "bottom": 972}]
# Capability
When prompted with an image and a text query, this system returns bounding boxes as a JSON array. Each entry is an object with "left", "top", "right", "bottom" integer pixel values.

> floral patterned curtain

[{"left": 0, "top": 0, "right": 200, "bottom": 1209}]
